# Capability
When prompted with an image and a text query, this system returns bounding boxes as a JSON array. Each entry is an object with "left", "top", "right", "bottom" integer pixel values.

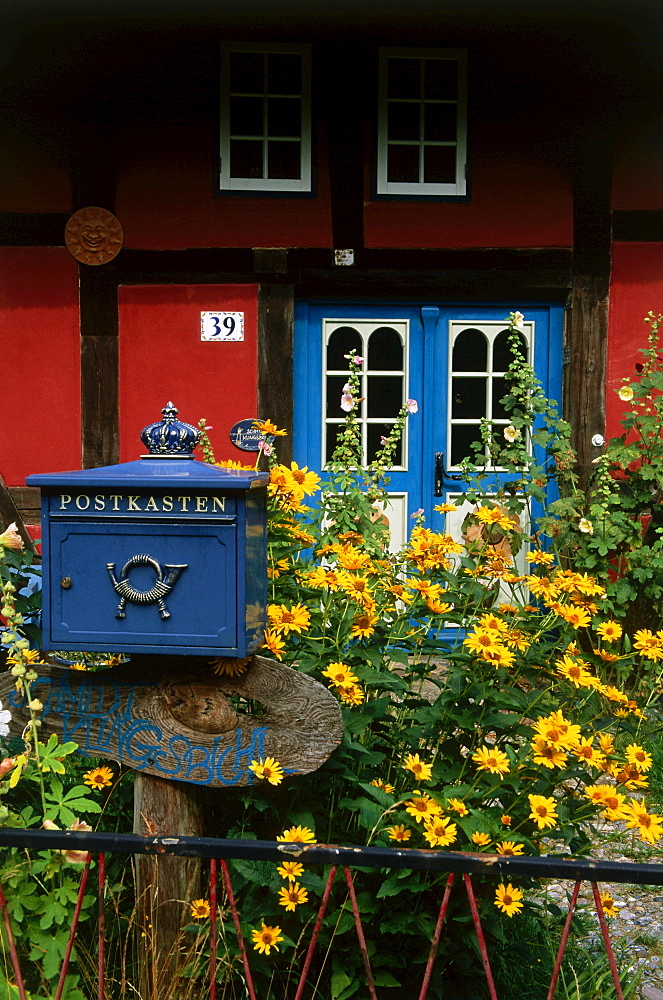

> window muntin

[
  {"left": 220, "top": 44, "right": 312, "bottom": 193},
  {"left": 323, "top": 320, "right": 409, "bottom": 468},
  {"left": 448, "top": 320, "right": 533, "bottom": 468},
  {"left": 377, "top": 48, "right": 467, "bottom": 197}
]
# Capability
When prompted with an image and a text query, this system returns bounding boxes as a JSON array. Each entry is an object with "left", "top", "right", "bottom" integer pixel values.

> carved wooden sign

[{"left": 0, "top": 656, "right": 344, "bottom": 787}]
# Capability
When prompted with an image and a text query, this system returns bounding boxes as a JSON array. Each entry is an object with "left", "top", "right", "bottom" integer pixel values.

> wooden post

[{"left": 133, "top": 773, "right": 204, "bottom": 1000}]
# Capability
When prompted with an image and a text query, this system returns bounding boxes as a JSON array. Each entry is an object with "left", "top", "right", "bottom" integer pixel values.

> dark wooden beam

[
  {"left": 0, "top": 213, "right": 69, "bottom": 246},
  {"left": 612, "top": 210, "right": 663, "bottom": 242},
  {"left": 258, "top": 284, "right": 295, "bottom": 465},
  {"left": 81, "top": 334, "right": 119, "bottom": 469}
]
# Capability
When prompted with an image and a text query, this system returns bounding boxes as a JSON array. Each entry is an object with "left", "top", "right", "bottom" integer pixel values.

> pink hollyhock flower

[
  {"left": 406, "top": 399, "right": 418, "bottom": 414},
  {"left": 0, "top": 523, "right": 23, "bottom": 551},
  {"left": 340, "top": 392, "right": 355, "bottom": 412}
]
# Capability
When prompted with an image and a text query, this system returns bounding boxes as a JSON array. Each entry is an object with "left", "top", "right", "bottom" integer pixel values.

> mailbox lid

[
  {"left": 45, "top": 519, "right": 240, "bottom": 654},
  {"left": 27, "top": 456, "right": 269, "bottom": 492}
]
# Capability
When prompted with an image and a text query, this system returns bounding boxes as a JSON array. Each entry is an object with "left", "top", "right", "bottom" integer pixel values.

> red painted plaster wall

[
  {"left": 606, "top": 243, "right": 663, "bottom": 437},
  {"left": 0, "top": 248, "right": 80, "bottom": 485},
  {"left": 118, "top": 284, "right": 259, "bottom": 463},
  {"left": 115, "top": 123, "right": 333, "bottom": 250}
]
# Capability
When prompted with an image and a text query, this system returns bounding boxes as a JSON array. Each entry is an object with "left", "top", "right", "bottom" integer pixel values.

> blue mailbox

[{"left": 26, "top": 403, "right": 269, "bottom": 657}]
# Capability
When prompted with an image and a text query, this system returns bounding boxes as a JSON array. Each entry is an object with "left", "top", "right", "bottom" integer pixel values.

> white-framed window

[
  {"left": 323, "top": 319, "right": 409, "bottom": 468},
  {"left": 219, "top": 43, "right": 312, "bottom": 193},
  {"left": 377, "top": 47, "right": 467, "bottom": 198},
  {"left": 447, "top": 319, "right": 534, "bottom": 468}
]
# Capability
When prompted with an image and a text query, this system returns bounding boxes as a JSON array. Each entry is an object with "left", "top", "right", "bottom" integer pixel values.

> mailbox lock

[{"left": 60, "top": 577, "right": 72, "bottom": 589}]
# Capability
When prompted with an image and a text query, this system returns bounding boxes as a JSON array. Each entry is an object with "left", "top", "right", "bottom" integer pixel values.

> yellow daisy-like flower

[
  {"left": 322, "top": 662, "right": 359, "bottom": 687},
  {"left": 595, "top": 620, "right": 623, "bottom": 642},
  {"left": 210, "top": 656, "right": 251, "bottom": 677},
  {"left": 371, "top": 779, "right": 395, "bottom": 793},
  {"left": 501, "top": 815, "right": 512, "bottom": 827},
  {"left": 623, "top": 802, "right": 663, "bottom": 844},
  {"left": 69, "top": 662, "right": 87, "bottom": 671},
  {"left": 434, "top": 503, "right": 458, "bottom": 513},
  {"left": 474, "top": 506, "right": 514, "bottom": 531},
  {"left": 556, "top": 604, "right": 592, "bottom": 629},
  {"left": 253, "top": 419, "right": 288, "bottom": 437},
  {"left": 525, "top": 550, "right": 555, "bottom": 566},
  {"left": 251, "top": 923, "right": 284, "bottom": 955},
  {"left": 190, "top": 899, "right": 211, "bottom": 919},
  {"left": 405, "top": 793, "right": 443, "bottom": 824},
  {"left": 263, "top": 629, "right": 286, "bottom": 660},
  {"left": 495, "top": 883, "right": 523, "bottom": 917},
  {"left": 463, "top": 629, "right": 504, "bottom": 658},
  {"left": 471, "top": 831, "right": 491, "bottom": 847},
  {"left": 337, "top": 683, "right": 365, "bottom": 705},
  {"left": 83, "top": 766, "right": 114, "bottom": 790},
  {"left": 267, "top": 602, "right": 311, "bottom": 636},
  {"left": 278, "top": 881, "right": 308, "bottom": 911},
  {"left": 599, "top": 791, "right": 630, "bottom": 822},
  {"left": 528, "top": 794, "right": 558, "bottom": 830},
  {"left": 249, "top": 757, "right": 284, "bottom": 785},
  {"left": 531, "top": 739, "right": 568, "bottom": 770},
  {"left": 387, "top": 824, "right": 412, "bottom": 842},
  {"left": 600, "top": 892, "right": 617, "bottom": 917},
  {"left": 350, "top": 612, "right": 377, "bottom": 639},
  {"left": 633, "top": 629, "right": 663, "bottom": 661},
  {"left": 402, "top": 753, "right": 433, "bottom": 782},
  {"left": 625, "top": 743, "right": 653, "bottom": 772},
  {"left": 571, "top": 738, "right": 605, "bottom": 769},
  {"left": 447, "top": 798, "right": 469, "bottom": 816},
  {"left": 496, "top": 841, "right": 525, "bottom": 856},
  {"left": 472, "top": 745, "right": 510, "bottom": 777},
  {"left": 422, "top": 816, "right": 458, "bottom": 848},
  {"left": 277, "top": 825, "right": 317, "bottom": 844},
  {"left": 277, "top": 862, "right": 304, "bottom": 881}
]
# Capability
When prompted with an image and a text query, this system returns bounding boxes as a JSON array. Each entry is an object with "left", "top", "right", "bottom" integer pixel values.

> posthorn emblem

[{"left": 106, "top": 554, "right": 187, "bottom": 620}]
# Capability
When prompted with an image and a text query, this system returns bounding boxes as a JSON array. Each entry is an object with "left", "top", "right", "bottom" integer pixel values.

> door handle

[{"left": 434, "top": 452, "right": 463, "bottom": 496}]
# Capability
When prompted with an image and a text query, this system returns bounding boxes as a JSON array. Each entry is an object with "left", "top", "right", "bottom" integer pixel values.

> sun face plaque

[{"left": 65, "top": 207, "right": 124, "bottom": 266}]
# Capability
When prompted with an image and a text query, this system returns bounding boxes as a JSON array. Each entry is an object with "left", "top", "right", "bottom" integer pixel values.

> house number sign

[{"left": 200, "top": 311, "right": 244, "bottom": 341}]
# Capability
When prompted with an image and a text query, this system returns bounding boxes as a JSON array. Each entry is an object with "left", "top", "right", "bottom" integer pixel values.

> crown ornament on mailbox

[{"left": 140, "top": 402, "right": 201, "bottom": 456}]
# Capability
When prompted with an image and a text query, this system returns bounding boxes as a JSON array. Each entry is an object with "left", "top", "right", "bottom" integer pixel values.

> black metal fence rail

[{"left": 0, "top": 827, "right": 660, "bottom": 885}]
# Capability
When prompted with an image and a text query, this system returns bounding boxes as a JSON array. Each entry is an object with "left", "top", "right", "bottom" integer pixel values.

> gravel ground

[{"left": 540, "top": 831, "right": 663, "bottom": 1000}]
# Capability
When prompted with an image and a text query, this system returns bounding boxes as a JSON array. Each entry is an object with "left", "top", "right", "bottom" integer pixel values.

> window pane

[
  {"left": 367, "top": 424, "right": 402, "bottom": 465},
  {"left": 492, "top": 377, "right": 511, "bottom": 420},
  {"left": 267, "top": 141, "right": 301, "bottom": 179},
  {"left": 494, "top": 329, "right": 527, "bottom": 370},
  {"left": 326, "top": 424, "right": 342, "bottom": 463},
  {"left": 387, "top": 144, "right": 420, "bottom": 183},
  {"left": 230, "top": 139, "right": 263, "bottom": 178},
  {"left": 424, "top": 145, "right": 456, "bottom": 184},
  {"left": 453, "top": 329, "right": 487, "bottom": 371},
  {"left": 387, "top": 58, "right": 420, "bottom": 98},
  {"left": 452, "top": 377, "right": 486, "bottom": 419},
  {"left": 230, "top": 51, "right": 264, "bottom": 93},
  {"left": 327, "top": 327, "right": 362, "bottom": 369},
  {"left": 388, "top": 102, "right": 420, "bottom": 141},
  {"left": 229, "top": 96, "right": 264, "bottom": 137},
  {"left": 268, "top": 53, "right": 302, "bottom": 95},
  {"left": 268, "top": 97, "right": 301, "bottom": 137},
  {"left": 367, "top": 376, "right": 402, "bottom": 418},
  {"left": 451, "top": 425, "right": 481, "bottom": 466},
  {"left": 424, "top": 59, "right": 457, "bottom": 100},
  {"left": 367, "top": 326, "right": 403, "bottom": 370},
  {"left": 424, "top": 103, "right": 457, "bottom": 143}
]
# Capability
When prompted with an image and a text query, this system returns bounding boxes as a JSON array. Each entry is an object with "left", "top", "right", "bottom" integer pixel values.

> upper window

[
  {"left": 219, "top": 43, "right": 312, "bottom": 194},
  {"left": 377, "top": 48, "right": 467, "bottom": 198}
]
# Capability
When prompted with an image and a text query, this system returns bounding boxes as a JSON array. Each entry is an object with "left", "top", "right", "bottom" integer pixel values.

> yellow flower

[
  {"left": 387, "top": 824, "right": 412, "bottom": 842},
  {"left": 471, "top": 831, "right": 491, "bottom": 847},
  {"left": 633, "top": 629, "right": 663, "bottom": 661},
  {"left": 286, "top": 461, "right": 321, "bottom": 497},
  {"left": 267, "top": 603, "right": 311, "bottom": 636},
  {"left": 447, "top": 798, "right": 469, "bottom": 816},
  {"left": 402, "top": 753, "right": 433, "bottom": 782},
  {"left": 624, "top": 803, "right": 663, "bottom": 844},
  {"left": 405, "top": 793, "right": 443, "bottom": 824},
  {"left": 422, "top": 816, "right": 457, "bottom": 848},
  {"left": 556, "top": 604, "right": 592, "bottom": 629},
  {"left": 210, "top": 656, "right": 251, "bottom": 676},
  {"left": 263, "top": 629, "right": 286, "bottom": 660},
  {"left": 249, "top": 757, "right": 284, "bottom": 785},
  {"left": 463, "top": 629, "right": 504, "bottom": 658},
  {"left": 595, "top": 621, "right": 623, "bottom": 643},
  {"left": 277, "top": 861, "right": 304, "bottom": 881},
  {"left": 495, "top": 883, "right": 523, "bottom": 917},
  {"left": 371, "top": 779, "right": 395, "bottom": 794},
  {"left": 472, "top": 745, "right": 510, "bottom": 777},
  {"left": 625, "top": 743, "right": 653, "bottom": 772},
  {"left": 525, "top": 550, "right": 555, "bottom": 566},
  {"left": 253, "top": 419, "right": 288, "bottom": 437},
  {"left": 251, "top": 923, "right": 284, "bottom": 955},
  {"left": 531, "top": 739, "right": 568, "bottom": 770},
  {"left": 501, "top": 815, "right": 512, "bottom": 827},
  {"left": 337, "top": 683, "right": 365, "bottom": 705},
  {"left": 0, "top": 523, "right": 23, "bottom": 551},
  {"left": 434, "top": 503, "right": 458, "bottom": 513},
  {"left": 600, "top": 892, "right": 617, "bottom": 917},
  {"left": 322, "top": 662, "right": 359, "bottom": 687},
  {"left": 474, "top": 506, "right": 514, "bottom": 531},
  {"left": 350, "top": 612, "right": 377, "bottom": 639},
  {"left": 528, "top": 794, "right": 558, "bottom": 830},
  {"left": 618, "top": 385, "right": 634, "bottom": 402},
  {"left": 278, "top": 881, "right": 308, "bottom": 911},
  {"left": 190, "top": 899, "right": 211, "bottom": 919},
  {"left": 277, "top": 825, "right": 316, "bottom": 844},
  {"left": 496, "top": 841, "right": 525, "bottom": 856},
  {"left": 83, "top": 766, "right": 114, "bottom": 790}
]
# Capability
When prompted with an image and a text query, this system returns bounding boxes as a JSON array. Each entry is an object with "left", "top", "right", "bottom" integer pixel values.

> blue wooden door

[{"left": 294, "top": 303, "right": 563, "bottom": 548}]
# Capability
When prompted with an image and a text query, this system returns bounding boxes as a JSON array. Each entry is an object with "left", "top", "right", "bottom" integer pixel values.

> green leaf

[
  {"left": 373, "top": 971, "right": 402, "bottom": 987},
  {"left": 331, "top": 970, "right": 355, "bottom": 1000}
]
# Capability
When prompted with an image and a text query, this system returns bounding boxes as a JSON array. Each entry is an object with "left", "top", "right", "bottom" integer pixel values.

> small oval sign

[{"left": 230, "top": 418, "right": 262, "bottom": 452}]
